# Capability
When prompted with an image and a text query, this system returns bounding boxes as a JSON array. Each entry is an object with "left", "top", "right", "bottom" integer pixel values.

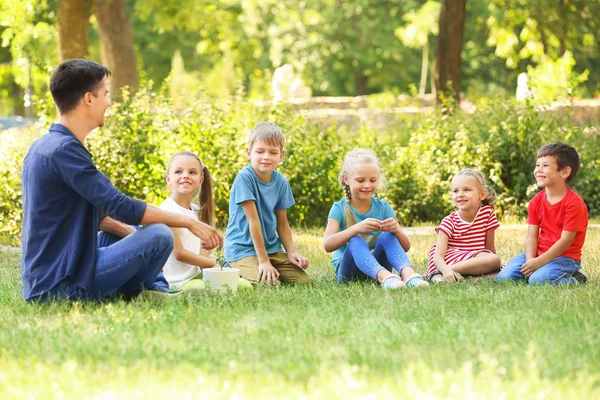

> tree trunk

[
  {"left": 419, "top": 38, "right": 429, "bottom": 96},
  {"left": 354, "top": 72, "right": 368, "bottom": 96},
  {"left": 434, "top": 0, "right": 465, "bottom": 105},
  {"left": 57, "top": 0, "right": 92, "bottom": 61},
  {"left": 93, "top": 0, "right": 139, "bottom": 96}
]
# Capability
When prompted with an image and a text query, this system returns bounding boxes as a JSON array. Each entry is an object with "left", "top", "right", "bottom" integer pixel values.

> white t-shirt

[{"left": 159, "top": 197, "right": 203, "bottom": 289}]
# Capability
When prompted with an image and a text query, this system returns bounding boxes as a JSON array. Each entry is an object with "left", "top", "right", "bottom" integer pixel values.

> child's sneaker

[
  {"left": 572, "top": 269, "right": 588, "bottom": 284},
  {"left": 429, "top": 273, "right": 444, "bottom": 284},
  {"left": 381, "top": 274, "right": 406, "bottom": 289}
]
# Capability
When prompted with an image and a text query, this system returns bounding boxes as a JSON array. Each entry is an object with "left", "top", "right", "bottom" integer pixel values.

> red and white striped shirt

[{"left": 425, "top": 205, "right": 499, "bottom": 277}]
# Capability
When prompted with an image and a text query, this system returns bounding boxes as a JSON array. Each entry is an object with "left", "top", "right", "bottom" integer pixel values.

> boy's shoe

[{"left": 572, "top": 269, "right": 589, "bottom": 284}]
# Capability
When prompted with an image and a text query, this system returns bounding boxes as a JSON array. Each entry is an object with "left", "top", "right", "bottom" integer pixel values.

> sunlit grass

[{"left": 1, "top": 227, "right": 599, "bottom": 398}]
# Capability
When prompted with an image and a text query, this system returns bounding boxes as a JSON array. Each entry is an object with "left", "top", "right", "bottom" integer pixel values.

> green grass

[{"left": 1, "top": 227, "right": 599, "bottom": 399}]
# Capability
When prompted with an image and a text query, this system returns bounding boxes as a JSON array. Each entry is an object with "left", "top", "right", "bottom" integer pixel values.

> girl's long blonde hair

[
  {"left": 338, "top": 148, "right": 387, "bottom": 229},
  {"left": 166, "top": 152, "right": 214, "bottom": 226},
  {"left": 453, "top": 167, "right": 497, "bottom": 206}
]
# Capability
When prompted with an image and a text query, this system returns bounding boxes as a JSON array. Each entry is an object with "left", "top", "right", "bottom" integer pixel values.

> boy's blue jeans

[
  {"left": 34, "top": 224, "right": 173, "bottom": 301},
  {"left": 496, "top": 252, "right": 581, "bottom": 285},
  {"left": 336, "top": 232, "right": 412, "bottom": 283}
]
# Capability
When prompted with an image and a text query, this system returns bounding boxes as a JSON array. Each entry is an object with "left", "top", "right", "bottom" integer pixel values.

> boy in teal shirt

[{"left": 224, "top": 122, "right": 311, "bottom": 285}]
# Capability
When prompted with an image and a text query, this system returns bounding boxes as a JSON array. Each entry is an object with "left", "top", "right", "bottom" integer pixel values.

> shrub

[{"left": 1, "top": 88, "right": 598, "bottom": 240}]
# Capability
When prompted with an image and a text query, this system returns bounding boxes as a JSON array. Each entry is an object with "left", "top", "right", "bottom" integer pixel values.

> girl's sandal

[
  {"left": 405, "top": 274, "right": 430, "bottom": 288},
  {"left": 381, "top": 274, "right": 406, "bottom": 290}
]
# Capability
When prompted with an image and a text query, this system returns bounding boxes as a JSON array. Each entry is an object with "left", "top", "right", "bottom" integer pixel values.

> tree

[
  {"left": 434, "top": 0, "right": 465, "bottom": 104},
  {"left": 57, "top": 0, "right": 92, "bottom": 61},
  {"left": 94, "top": 0, "right": 139, "bottom": 94},
  {"left": 486, "top": 0, "right": 599, "bottom": 97},
  {"left": 395, "top": 0, "right": 440, "bottom": 95}
]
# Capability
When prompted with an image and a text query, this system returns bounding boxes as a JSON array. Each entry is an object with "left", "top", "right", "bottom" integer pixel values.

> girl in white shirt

[{"left": 160, "top": 152, "right": 251, "bottom": 291}]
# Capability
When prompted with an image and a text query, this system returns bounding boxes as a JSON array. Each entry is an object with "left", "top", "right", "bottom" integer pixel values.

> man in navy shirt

[{"left": 21, "top": 59, "right": 223, "bottom": 301}]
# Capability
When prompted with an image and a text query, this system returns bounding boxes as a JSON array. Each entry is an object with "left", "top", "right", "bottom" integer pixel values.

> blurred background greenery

[
  {"left": 0, "top": 0, "right": 598, "bottom": 117},
  {"left": 0, "top": 0, "right": 598, "bottom": 243}
]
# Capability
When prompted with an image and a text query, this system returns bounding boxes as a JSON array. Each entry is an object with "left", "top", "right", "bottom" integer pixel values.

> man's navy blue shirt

[{"left": 21, "top": 124, "right": 147, "bottom": 300}]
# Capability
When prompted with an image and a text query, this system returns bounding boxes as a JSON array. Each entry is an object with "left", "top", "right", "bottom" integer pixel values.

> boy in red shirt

[{"left": 497, "top": 142, "right": 588, "bottom": 285}]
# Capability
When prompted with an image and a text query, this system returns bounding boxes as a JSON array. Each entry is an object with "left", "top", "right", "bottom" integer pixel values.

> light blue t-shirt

[
  {"left": 224, "top": 165, "right": 295, "bottom": 262},
  {"left": 328, "top": 197, "right": 395, "bottom": 271}
]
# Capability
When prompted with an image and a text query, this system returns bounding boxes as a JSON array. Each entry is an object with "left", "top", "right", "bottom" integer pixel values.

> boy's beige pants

[{"left": 229, "top": 252, "right": 311, "bottom": 285}]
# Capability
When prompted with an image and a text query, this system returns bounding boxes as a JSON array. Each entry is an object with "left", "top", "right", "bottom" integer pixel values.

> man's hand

[
  {"left": 188, "top": 219, "right": 223, "bottom": 250},
  {"left": 258, "top": 262, "right": 280, "bottom": 285},
  {"left": 379, "top": 218, "right": 401, "bottom": 233},
  {"left": 521, "top": 258, "right": 543, "bottom": 277},
  {"left": 288, "top": 252, "right": 309, "bottom": 270}
]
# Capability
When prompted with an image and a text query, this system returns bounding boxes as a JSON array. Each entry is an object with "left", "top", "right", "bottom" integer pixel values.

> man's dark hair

[
  {"left": 537, "top": 142, "right": 580, "bottom": 183},
  {"left": 50, "top": 59, "right": 111, "bottom": 114}
]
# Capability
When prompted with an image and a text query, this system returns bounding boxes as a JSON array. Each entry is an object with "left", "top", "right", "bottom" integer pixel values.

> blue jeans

[
  {"left": 496, "top": 252, "right": 581, "bottom": 285},
  {"left": 97, "top": 225, "right": 171, "bottom": 293},
  {"left": 336, "top": 232, "right": 412, "bottom": 283},
  {"left": 34, "top": 224, "right": 173, "bottom": 301}
]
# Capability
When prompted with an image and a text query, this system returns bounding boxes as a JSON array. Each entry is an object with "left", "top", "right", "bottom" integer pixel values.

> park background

[
  {"left": 0, "top": 0, "right": 599, "bottom": 241},
  {"left": 1, "top": 1, "right": 599, "bottom": 398}
]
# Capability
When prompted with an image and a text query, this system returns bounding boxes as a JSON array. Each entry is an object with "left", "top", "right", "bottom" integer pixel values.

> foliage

[
  {"left": 526, "top": 52, "right": 589, "bottom": 103},
  {"left": 0, "top": 0, "right": 57, "bottom": 116},
  {"left": 0, "top": 127, "right": 39, "bottom": 240},
  {"left": 487, "top": 0, "right": 599, "bottom": 96},
  {"left": 2, "top": 91, "right": 598, "bottom": 240},
  {"left": 2, "top": 0, "right": 600, "bottom": 116}
]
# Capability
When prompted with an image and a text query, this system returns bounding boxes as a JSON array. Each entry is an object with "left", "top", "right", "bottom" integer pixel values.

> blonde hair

[
  {"left": 338, "top": 148, "right": 387, "bottom": 229},
  {"left": 453, "top": 167, "right": 497, "bottom": 206},
  {"left": 166, "top": 152, "right": 214, "bottom": 226},
  {"left": 248, "top": 122, "right": 285, "bottom": 151}
]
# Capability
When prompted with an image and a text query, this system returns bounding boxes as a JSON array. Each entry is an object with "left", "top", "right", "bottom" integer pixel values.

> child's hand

[
  {"left": 521, "top": 258, "right": 543, "bottom": 277},
  {"left": 357, "top": 218, "right": 382, "bottom": 233},
  {"left": 379, "top": 218, "right": 401, "bottom": 233},
  {"left": 288, "top": 253, "right": 309, "bottom": 270},
  {"left": 258, "top": 262, "right": 280, "bottom": 285},
  {"left": 442, "top": 270, "right": 464, "bottom": 283}
]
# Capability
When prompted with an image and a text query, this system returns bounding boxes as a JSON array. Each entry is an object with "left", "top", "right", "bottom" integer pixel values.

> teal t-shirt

[
  {"left": 327, "top": 197, "right": 396, "bottom": 271},
  {"left": 224, "top": 165, "right": 295, "bottom": 262}
]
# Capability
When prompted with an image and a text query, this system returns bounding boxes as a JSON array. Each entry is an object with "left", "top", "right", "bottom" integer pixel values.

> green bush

[
  {"left": 1, "top": 88, "right": 598, "bottom": 240},
  {"left": 0, "top": 127, "right": 40, "bottom": 242}
]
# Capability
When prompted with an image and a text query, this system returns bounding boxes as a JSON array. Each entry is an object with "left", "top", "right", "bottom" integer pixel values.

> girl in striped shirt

[{"left": 426, "top": 168, "right": 502, "bottom": 283}]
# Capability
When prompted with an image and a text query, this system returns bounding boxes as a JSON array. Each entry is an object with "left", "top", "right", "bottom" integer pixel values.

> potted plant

[{"left": 203, "top": 249, "right": 240, "bottom": 294}]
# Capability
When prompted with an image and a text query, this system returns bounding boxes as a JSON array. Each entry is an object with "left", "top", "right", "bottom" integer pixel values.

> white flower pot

[{"left": 202, "top": 268, "right": 240, "bottom": 294}]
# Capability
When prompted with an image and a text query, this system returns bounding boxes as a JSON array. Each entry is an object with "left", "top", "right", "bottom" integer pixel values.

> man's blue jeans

[
  {"left": 336, "top": 232, "right": 412, "bottom": 283},
  {"left": 496, "top": 252, "right": 581, "bottom": 285},
  {"left": 35, "top": 224, "right": 173, "bottom": 301}
]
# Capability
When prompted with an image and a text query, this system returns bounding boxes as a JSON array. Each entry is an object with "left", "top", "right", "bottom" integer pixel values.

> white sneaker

[{"left": 429, "top": 274, "right": 444, "bottom": 284}]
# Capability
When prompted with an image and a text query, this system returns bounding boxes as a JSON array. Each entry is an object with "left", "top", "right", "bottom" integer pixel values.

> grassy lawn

[{"left": 1, "top": 226, "right": 599, "bottom": 399}]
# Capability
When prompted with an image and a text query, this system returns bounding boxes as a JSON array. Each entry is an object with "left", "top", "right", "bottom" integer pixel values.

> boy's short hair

[
  {"left": 248, "top": 122, "right": 285, "bottom": 151},
  {"left": 50, "top": 59, "right": 111, "bottom": 115},
  {"left": 537, "top": 142, "right": 580, "bottom": 183}
]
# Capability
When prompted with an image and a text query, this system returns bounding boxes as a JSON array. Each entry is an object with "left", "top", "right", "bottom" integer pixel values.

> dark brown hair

[
  {"left": 537, "top": 142, "right": 580, "bottom": 183},
  {"left": 50, "top": 59, "right": 111, "bottom": 114}
]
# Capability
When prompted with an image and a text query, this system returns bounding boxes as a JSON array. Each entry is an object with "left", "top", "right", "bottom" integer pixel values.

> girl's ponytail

[
  {"left": 198, "top": 166, "right": 214, "bottom": 226},
  {"left": 483, "top": 185, "right": 497, "bottom": 206}
]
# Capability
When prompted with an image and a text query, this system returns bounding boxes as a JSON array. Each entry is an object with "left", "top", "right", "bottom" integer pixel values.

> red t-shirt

[{"left": 527, "top": 188, "right": 588, "bottom": 260}]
